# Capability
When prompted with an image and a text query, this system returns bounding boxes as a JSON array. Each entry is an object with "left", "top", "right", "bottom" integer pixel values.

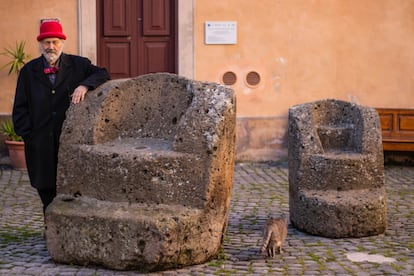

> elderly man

[{"left": 12, "top": 20, "right": 110, "bottom": 214}]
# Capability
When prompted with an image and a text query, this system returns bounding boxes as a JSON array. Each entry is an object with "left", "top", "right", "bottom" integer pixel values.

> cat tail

[{"left": 259, "top": 230, "right": 272, "bottom": 255}]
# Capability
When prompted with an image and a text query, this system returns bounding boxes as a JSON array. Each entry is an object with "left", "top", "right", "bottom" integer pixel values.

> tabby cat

[{"left": 259, "top": 216, "right": 288, "bottom": 258}]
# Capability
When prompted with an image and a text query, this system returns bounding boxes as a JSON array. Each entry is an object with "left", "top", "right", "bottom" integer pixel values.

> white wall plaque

[{"left": 205, "top": 21, "right": 237, "bottom": 45}]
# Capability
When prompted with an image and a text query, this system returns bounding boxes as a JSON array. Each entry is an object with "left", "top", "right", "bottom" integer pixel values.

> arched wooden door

[{"left": 97, "top": 0, "right": 177, "bottom": 79}]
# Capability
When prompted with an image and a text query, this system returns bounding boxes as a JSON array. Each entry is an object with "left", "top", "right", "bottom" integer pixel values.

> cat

[{"left": 259, "top": 216, "right": 288, "bottom": 258}]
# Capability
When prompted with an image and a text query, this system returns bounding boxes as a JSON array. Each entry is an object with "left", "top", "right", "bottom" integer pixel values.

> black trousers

[{"left": 37, "top": 188, "right": 56, "bottom": 214}]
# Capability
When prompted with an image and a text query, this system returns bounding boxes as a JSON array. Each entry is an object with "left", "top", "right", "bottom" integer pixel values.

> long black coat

[{"left": 12, "top": 54, "right": 110, "bottom": 190}]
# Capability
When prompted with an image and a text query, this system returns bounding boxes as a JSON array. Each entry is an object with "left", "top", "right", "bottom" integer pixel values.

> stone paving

[{"left": 0, "top": 162, "right": 413, "bottom": 275}]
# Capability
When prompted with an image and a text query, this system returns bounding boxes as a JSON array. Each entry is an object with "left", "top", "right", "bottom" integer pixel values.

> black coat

[{"left": 12, "top": 54, "right": 110, "bottom": 190}]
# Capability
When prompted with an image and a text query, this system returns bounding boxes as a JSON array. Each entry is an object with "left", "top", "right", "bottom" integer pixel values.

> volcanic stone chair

[
  {"left": 288, "top": 99, "right": 387, "bottom": 238},
  {"left": 45, "top": 73, "right": 236, "bottom": 271}
]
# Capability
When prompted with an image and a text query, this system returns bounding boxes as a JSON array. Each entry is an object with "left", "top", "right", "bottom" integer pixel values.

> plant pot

[{"left": 5, "top": 140, "right": 26, "bottom": 170}]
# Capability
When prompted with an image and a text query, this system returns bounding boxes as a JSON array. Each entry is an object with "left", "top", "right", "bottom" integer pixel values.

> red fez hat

[{"left": 37, "top": 21, "right": 67, "bottom": 41}]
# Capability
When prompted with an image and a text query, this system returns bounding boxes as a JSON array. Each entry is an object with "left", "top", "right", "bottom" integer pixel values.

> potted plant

[
  {"left": 1, "top": 120, "right": 26, "bottom": 170},
  {"left": 1, "top": 41, "right": 30, "bottom": 170}
]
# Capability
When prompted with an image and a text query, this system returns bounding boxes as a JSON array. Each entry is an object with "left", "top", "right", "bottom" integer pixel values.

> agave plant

[
  {"left": 1, "top": 120, "right": 23, "bottom": 142},
  {"left": 1, "top": 41, "right": 30, "bottom": 75}
]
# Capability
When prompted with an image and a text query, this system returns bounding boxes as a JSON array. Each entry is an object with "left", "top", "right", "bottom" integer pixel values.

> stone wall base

[{"left": 235, "top": 116, "right": 288, "bottom": 162}]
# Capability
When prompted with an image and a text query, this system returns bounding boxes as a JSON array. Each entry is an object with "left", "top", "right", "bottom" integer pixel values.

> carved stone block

[{"left": 45, "top": 73, "right": 236, "bottom": 271}]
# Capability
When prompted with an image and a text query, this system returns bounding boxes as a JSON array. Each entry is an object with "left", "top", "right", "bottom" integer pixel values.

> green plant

[
  {"left": 1, "top": 41, "right": 30, "bottom": 75},
  {"left": 1, "top": 41, "right": 28, "bottom": 143},
  {"left": 1, "top": 120, "right": 23, "bottom": 142}
]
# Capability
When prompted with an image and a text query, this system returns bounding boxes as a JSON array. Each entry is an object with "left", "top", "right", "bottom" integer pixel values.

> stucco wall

[
  {"left": 194, "top": 0, "right": 414, "bottom": 161},
  {"left": 1, "top": 1, "right": 414, "bottom": 162},
  {"left": 0, "top": 0, "right": 78, "bottom": 114}
]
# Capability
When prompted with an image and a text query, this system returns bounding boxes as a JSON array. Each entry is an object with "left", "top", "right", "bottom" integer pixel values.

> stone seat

[
  {"left": 45, "top": 73, "right": 236, "bottom": 271},
  {"left": 288, "top": 99, "right": 387, "bottom": 238},
  {"left": 62, "top": 137, "right": 205, "bottom": 205},
  {"left": 305, "top": 153, "right": 384, "bottom": 191}
]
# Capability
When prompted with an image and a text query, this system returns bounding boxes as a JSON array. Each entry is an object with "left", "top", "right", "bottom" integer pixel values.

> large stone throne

[
  {"left": 288, "top": 99, "right": 387, "bottom": 238},
  {"left": 45, "top": 73, "right": 236, "bottom": 271}
]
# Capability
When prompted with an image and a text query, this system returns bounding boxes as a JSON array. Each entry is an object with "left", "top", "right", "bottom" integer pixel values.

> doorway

[{"left": 97, "top": 0, "right": 177, "bottom": 79}]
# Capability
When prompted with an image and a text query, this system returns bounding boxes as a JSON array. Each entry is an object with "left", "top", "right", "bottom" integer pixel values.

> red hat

[{"left": 37, "top": 21, "right": 67, "bottom": 41}]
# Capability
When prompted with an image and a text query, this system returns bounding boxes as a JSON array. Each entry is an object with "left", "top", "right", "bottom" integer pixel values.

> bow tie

[{"left": 44, "top": 66, "right": 59, "bottom": 74}]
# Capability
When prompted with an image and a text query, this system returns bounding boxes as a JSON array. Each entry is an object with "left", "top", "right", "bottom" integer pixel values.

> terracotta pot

[{"left": 5, "top": 140, "right": 26, "bottom": 170}]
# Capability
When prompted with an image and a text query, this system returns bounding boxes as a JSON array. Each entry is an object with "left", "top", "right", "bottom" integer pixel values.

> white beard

[
  {"left": 40, "top": 47, "right": 63, "bottom": 65},
  {"left": 44, "top": 52, "right": 61, "bottom": 65}
]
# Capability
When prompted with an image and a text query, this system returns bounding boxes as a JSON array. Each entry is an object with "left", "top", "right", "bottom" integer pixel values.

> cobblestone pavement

[{"left": 0, "top": 162, "right": 413, "bottom": 275}]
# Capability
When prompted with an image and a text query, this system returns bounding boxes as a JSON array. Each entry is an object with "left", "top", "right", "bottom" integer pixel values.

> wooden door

[{"left": 97, "top": 0, "right": 177, "bottom": 79}]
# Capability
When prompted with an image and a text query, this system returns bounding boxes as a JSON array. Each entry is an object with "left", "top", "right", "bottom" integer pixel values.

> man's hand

[{"left": 71, "top": 85, "right": 89, "bottom": 104}]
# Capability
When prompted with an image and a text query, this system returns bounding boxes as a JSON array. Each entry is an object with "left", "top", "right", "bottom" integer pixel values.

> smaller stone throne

[
  {"left": 45, "top": 73, "right": 236, "bottom": 271},
  {"left": 288, "top": 99, "right": 387, "bottom": 238}
]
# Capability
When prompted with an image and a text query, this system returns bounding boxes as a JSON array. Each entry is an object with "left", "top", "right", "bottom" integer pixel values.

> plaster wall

[
  {"left": 195, "top": 0, "right": 414, "bottom": 115},
  {"left": 1, "top": 1, "right": 414, "bottom": 162},
  {"left": 0, "top": 0, "right": 78, "bottom": 114},
  {"left": 194, "top": 0, "right": 414, "bottom": 160}
]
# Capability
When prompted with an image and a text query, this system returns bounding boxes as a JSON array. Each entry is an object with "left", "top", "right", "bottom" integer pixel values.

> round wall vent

[
  {"left": 222, "top": 71, "right": 237, "bottom": 86},
  {"left": 245, "top": 71, "right": 261, "bottom": 87}
]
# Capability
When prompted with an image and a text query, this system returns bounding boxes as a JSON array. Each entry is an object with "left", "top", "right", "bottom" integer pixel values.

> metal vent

[
  {"left": 222, "top": 71, "right": 237, "bottom": 86},
  {"left": 246, "top": 71, "right": 261, "bottom": 87}
]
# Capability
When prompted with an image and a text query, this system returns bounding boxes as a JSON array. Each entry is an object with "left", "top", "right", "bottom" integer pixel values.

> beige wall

[
  {"left": 194, "top": 0, "right": 414, "bottom": 160},
  {"left": 0, "top": 0, "right": 78, "bottom": 114},
  {"left": 195, "top": 0, "right": 414, "bottom": 115},
  {"left": 1, "top": 0, "right": 414, "bottom": 161}
]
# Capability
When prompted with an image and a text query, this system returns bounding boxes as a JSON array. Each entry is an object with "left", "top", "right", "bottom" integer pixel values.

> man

[{"left": 12, "top": 20, "right": 110, "bottom": 214}]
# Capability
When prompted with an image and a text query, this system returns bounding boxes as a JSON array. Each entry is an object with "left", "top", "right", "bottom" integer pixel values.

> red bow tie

[{"left": 44, "top": 66, "right": 59, "bottom": 74}]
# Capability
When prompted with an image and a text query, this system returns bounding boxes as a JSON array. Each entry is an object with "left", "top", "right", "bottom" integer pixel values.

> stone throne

[
  {"left": 45, "top": 73, "right": 236, "bottom": 271},
  {"left": 288, "top": 99, "right": 387, "bottom": 238}
]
